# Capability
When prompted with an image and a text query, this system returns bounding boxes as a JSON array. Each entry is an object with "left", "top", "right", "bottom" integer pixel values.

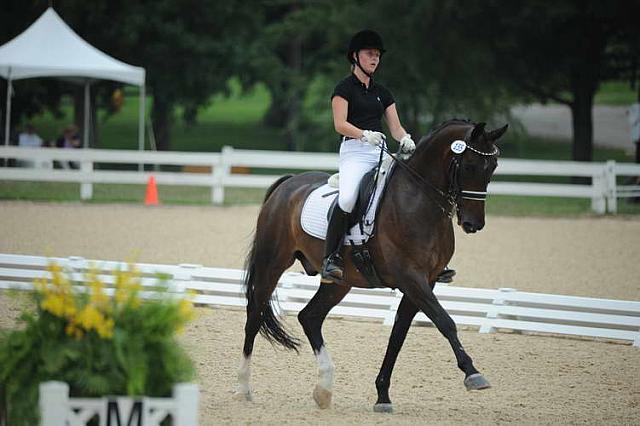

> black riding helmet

[
  {"left": 347, "top": 30, "right": 386, "bottom": 64},
  {"left": 347, "top": 30, "right": 385, "bottom": 78}
]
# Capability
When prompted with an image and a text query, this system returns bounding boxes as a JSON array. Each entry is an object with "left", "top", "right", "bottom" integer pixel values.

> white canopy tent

[{"left": 0, "top": 7, "right": 146, "bottom": 150}]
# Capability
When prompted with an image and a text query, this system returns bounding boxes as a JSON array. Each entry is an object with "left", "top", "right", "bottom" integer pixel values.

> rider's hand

[
  {"left": 361, "top": 130, "right": 386, "bottom": 147},
  {"left": 399, "top": 134, "right": 416, "bottom": 154}
]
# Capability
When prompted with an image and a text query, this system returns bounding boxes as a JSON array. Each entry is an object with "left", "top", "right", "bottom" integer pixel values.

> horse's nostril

[{"left": 462, "top": 222, "right": 476, "bottom": 233}]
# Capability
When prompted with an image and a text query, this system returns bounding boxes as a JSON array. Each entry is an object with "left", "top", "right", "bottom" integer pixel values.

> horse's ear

[
  {"left": 487, "top": 124, "right": 509, "bottom": 141},
  {"left": 470, "top": 122, "right": 486, "bottom": 140}
]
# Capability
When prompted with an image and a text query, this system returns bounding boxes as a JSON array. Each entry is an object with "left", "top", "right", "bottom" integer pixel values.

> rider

[{"left": 321, "top": 29, "right": 416, "bottom": 283}]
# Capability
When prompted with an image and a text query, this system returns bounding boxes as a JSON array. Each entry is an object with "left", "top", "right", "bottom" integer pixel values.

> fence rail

[
  {"left": 1, "top": 253, "right": 638, "bottom": 347},
  {"left": 1, "top": 146, "right": 639, "bottom": 212}
]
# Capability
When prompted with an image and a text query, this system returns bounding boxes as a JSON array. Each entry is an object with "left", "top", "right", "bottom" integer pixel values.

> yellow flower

[
  {"left": 41, "top": 293, "right": 66, "bottom": 317},
  {"left": 177, "top": 298, "right": 195, "bottom": 322},
  {"left": 48, "top": 263, "right": 72, "bottom": 292},
  {"left": 114, "top": 267, "right": 142, "bottom": 308},
  {"left": 65, "top": 322, "right": 84, "bottom": 340},
  {"left": 75, "top": 305, "right": 114, "bottom": 339},
  {"left": 86, "top": 270, "right": 110, "bottom": 311},
  {"left": 96, "top": 317, "right": 114, "bottom": 339}
]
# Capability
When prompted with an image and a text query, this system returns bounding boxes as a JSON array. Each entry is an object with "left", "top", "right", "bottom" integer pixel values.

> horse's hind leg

[
  {"left": 297, "top": 283, "right": 351, "bottom": 409},
  {"left": 236, "top": 243, "right": 298, "bottom": 401}
]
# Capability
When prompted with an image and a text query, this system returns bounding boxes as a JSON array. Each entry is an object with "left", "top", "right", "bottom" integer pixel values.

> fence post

[
  {"left": 591, "top": 169, "right": 607, "bottom": 215},
  {"left": 67, "top": 256, "right": 87, "bottom": 284},
  {"left": 80, "top": 157, "right": 93, "bottom": 201},
  {"left": 174, "top": 263, "right": 201, "bottom": 293},
  {"left": 479, "top": 288, "right": 516, "bottom": 334},
  {"left": 173, "top": 383, "right": 199, "bottom": 426},
  {"left": 212, "top": 146, "right": 232, "bottom": 205},
  {"left": 39, "top": 381, "right": 68, "bottom": 426},
  {"left": 383, "top": 290, "right": 402, "bottom": 326},
  {"left": 273, "top": 280, "right": 292, "bottom": 316},
  {"left": 605, "top": 160, "right": 617, "bottom": 214}
]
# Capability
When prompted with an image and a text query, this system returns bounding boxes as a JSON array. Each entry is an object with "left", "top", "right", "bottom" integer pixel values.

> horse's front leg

[
  {"left": 403, "top": 278, "right": 491, "bottom": 391},
  {"left": 374, "top": 294, "right": 419, "bottom": 413}
]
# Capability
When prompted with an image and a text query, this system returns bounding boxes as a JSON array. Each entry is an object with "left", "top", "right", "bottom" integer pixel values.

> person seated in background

[
  {"left": 18, "top": 123, "right": 43, "bottom": 148},
  {"left": 55, "top": 124, "right": 81, "bottom": 169},
  {"left": 17, "top": 124, "right": 43, "bottom": 167}
]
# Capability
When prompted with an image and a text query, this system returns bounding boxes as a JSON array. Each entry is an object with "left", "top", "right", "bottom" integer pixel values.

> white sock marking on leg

[
  {"left": 237, "top": 355, "right": 252, "bottom": 394},
  {"left": 316, "top": 346, "right": 335, "bottom": 391}
]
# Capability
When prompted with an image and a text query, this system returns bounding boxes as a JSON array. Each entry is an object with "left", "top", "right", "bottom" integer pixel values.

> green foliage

[
  {"left": 454, "top": 0, "right": 640, "bottom": 161},
  {"left": 595, "top": 81, "right": 638, "bottom": 106},
  {"left": 0, "top": 265, "right": 195, "bottom": 426}
]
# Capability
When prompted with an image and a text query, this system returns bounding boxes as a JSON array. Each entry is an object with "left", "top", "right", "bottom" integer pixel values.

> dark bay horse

[{"left": 237, "top": 119, "right": 508, "bottom": 412}]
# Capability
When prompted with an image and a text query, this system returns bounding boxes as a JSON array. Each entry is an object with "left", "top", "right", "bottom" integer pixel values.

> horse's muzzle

[{"left": 462, "top": 221, "right": 483, "bottom": 234}]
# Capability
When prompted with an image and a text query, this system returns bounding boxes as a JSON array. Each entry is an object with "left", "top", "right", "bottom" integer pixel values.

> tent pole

[
  {"left": 83, "top": 80, "right": 90, "bottom": 148},
  {"left": 4, "top": 68, "right": 12, "bottom": 146},
  {"left": 139, "top": 84, "right": 145, "bottom": 151},
  {"left": 138, "top": 84, "right": 145, "bottom": 171}
]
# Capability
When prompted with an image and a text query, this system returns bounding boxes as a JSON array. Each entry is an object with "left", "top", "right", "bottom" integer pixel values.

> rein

[{"left": 380, "top": 133, "right": 499, "bottom": 218}]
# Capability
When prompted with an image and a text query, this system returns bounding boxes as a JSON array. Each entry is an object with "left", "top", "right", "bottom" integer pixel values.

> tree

[
  {"left": 240, "top": 0, "right": 359, "bottom": 151},
  {"left": 458, "top": 0, "right": 640, "bottom": 162},
  {"left": 366, "top": 0, "right": 517, "bottom": 136},
  {"left": 58, "top": 0, "right": 260, "bottom": 151},
  {"left": 243, "top": 0, "right": 519, "bottom": 150},
  {"left": 1, "top": 1, "right": 260, "bottom": 151}
]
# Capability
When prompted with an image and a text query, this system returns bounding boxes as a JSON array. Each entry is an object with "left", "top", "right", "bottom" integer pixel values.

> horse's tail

[{"left": 243, "top": 173, "right": 300, "bottom": 352}]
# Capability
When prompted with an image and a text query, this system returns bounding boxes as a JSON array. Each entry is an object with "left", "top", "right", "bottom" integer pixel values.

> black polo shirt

[{"left": 331, "top": 74, "right": 395, "bottom": 134}]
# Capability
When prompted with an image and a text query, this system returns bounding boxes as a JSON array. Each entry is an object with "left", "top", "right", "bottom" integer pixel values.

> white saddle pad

[{"left": 300, "top": 165, "right": 391, "bottom": 245}]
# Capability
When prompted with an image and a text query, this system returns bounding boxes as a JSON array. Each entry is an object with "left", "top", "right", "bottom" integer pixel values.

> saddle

[
  {"left": 329, "top": 164, "right": 396, "bottom": 288},
  {"left": 326, "top": 166, "right": 380, "bottom": 232}
]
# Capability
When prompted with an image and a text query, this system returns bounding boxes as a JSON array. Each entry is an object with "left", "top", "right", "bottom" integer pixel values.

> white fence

[
  {"left": 40, "top": 381, "right": 198, "bottom": 426},
  {"left": 1, "top": 146, "right": 639, "bottom": 213},
  {"left": 1, "top": 253, "right": 638, "bottom": 347}
]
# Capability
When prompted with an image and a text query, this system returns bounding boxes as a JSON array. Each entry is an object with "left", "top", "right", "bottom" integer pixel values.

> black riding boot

[
  {"left": 321, "top": 206, "right": 349, "bottom": 283},
  {"left": 437, "top": 266, "right": 456, "bottom": 283}
]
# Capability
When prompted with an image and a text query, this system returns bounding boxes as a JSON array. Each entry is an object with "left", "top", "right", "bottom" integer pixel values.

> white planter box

[{"left": 39, "top": 381, "right": 199, "bottom": 426}]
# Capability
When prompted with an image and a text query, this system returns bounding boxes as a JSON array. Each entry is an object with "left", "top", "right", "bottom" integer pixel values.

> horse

[{"left": 237, "top": 119, "right": 508, "bottom": 412}]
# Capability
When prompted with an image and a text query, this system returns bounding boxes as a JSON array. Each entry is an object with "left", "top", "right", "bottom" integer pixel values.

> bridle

[{"left": 381, "top": 129, "right": 499, "bottom": 218}]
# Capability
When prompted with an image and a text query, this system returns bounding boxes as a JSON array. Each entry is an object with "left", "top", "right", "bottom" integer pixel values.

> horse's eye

[{"left": 464, "top": 164, "right": 476, "bottom": 173}]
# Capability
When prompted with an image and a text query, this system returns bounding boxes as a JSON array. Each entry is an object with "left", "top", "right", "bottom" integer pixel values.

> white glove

[
  {"left": 399, "top": 134, "right": 416, "bottom": 153},
  {"left": 361, "top": 130, "right": 386, "bottom": 147}
]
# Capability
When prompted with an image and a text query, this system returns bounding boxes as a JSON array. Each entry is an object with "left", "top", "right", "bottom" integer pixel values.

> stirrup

[
  {"left": 321, "top": 253, "right": 344, "bottom": 284},
  {"left": 437, "top": 267, "right": 456, "bottom": 283}
]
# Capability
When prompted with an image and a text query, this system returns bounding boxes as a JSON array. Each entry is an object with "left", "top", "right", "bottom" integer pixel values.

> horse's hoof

[
  {"left": 464, "top": 373, "right": 491, "bottom": 391},
  {"left": 373, "top": 403, "right": 394, "bottom": 413},
  {"left": 313, "top": 385, "right": 332, "bottom": 409},
  {"left": 233, "top": 390, "right": 253, "bottom": 401}
]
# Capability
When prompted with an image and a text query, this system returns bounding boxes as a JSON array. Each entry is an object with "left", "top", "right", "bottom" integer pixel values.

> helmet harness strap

[{"left": 353, "top": 51, "right": 373, "bottom": 78}]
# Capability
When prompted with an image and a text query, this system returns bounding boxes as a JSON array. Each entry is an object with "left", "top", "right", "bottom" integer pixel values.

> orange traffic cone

[{"left": 145, "top": 175, "right": 159, "bottom": 205}]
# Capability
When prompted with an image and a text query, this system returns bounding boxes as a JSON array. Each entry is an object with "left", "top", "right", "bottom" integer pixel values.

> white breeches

[{"left": 338, "top": 138, "right": 387, "bottom": 213}]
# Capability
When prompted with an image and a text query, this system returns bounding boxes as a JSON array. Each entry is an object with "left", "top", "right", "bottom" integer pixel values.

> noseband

[{"left": 382, "top": 129, "right": 499, "bottom": 218}]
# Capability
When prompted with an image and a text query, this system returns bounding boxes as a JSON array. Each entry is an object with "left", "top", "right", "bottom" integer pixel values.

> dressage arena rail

[
  {"left": 1, "top": 254, "right": 638, "bottom": 347},
  {"left": 2, "top": 146, "right": 639, "bottom": 213}
]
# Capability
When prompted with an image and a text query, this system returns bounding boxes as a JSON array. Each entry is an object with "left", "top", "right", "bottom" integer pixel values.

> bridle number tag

[{"left": 451, "top": 140, "right": 467, "bottom": 154}]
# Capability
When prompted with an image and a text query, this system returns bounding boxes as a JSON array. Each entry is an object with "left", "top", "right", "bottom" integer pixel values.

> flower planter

[{"left": 39, "top": 381, "right": 199, "bottom": 426}]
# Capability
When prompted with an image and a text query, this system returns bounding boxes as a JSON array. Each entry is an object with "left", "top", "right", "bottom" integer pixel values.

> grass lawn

[
  {"left": 594, "top": 81, "right": 638, "bottom": 106},
  {"left": 2, "top": 180, "right": 639, "bottom": 216},
  {"left": 3, "top": 79, "right": 638, "bottom": 216}
]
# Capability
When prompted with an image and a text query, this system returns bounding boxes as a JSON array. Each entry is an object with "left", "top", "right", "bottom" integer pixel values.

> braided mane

[{"left": 414, "top": 118, "right": 476, "bottom": 154}]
